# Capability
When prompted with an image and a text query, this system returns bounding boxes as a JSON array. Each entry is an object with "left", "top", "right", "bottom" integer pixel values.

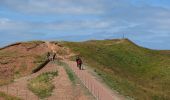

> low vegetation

[
  {"left": 0, "top": 41, "right": 48, "bottom": 86},
  {"left": 33, "top": 53, "right": 48, "bottom": 65},
  {"left": 26, "top": 40, "right": 44, "bottom": 44},
  {"left": 27, "top": 71, "right": 58, "bottom": 99},
  {"left": 0, "top": 91, "right": 22, "bottom": 100},
  {"left": 32, "top": 53, "right": 49, "bottom": 73},
  {"left": 0, "top": 51, "right": 18, "bottom": 58},
  {"left": 63, "top": 39, "right": 170, "bottom": 100},
  {"left": 56, "top": 61, "right": 76, "bottom": 84}
]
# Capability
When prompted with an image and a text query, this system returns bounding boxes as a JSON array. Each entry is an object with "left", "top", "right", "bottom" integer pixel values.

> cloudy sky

[{"left": 0, "top": 0, "right": 170, "bottom": 49}]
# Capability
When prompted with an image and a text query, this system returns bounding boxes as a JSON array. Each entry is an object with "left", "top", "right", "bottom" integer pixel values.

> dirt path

[
  {"left": 46, "top": 42, "right": 94, "bottom": 100},
  {"left": 45, "top": 41, "right": 56, "bottom": 53},
  {"left": 45, "top": 41, "right": 125, "bottom": 100},
  {"left": 63, "top": 60, "right": 125, "bottom": 100},
  {"left": 0, "top": 42, "right": 54, "bottom": 100},
  {"left": 0, "top": 41, "right": 125, "bottom": 100},
  {"left": 49, "top": 64, "right": 93, "bottom": 100},
  {"left": 0, "top": 42, "right": 59, "bottom": 100},
  {"left": 0, "top": 42, "right": 94, "bottom": 100},
  {"left": 0, "top": 62, "right": 58, "bottom": 100},
  {"left": 0, "top": 61, "right": 94, "bottom": 100},
  {"left": 48, "top": 65, "right": 74, "bottom": 100}
]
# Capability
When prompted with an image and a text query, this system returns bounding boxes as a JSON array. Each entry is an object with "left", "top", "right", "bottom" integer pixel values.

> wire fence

[
  {"left": 0, "top": 61, "right": 85, "bottom": 100},
  {"left": 0, "top": 84, "right": 38, "bottom": 100},
  {"left": 0, "top": 83, "right": 82, "bottom": 100},
  {"left": 0, "top": 60, "right": 114, "bottom": 100},
  {"left": 66, "top": 61, "right": 114, "bottom": 100}
]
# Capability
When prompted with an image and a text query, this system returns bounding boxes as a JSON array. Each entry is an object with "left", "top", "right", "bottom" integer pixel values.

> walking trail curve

[
  {"left": 0, "top": 41, "right": 125, "bottom": 100},
  {"left": 0, "top": 42, "right": 93, "bottom": 100},
  {"left": 46, "top": 41, "right": 125, "bottom": 100}
]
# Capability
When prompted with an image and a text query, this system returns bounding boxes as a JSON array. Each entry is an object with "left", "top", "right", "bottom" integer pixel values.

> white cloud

[
  {"left": 0, "top": 0, "right": 104, "bottom": 15},
  {"left": 0, "top": 18, "right": 10, "bottom": 24},
  {"left": 1, "top": 0, "right": 170, "bottom": 49}
]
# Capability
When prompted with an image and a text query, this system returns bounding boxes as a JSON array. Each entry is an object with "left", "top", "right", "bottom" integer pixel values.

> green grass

[
  {"left": 33, "top": 53, "right": 48, "bottom": 65},
  {"left": 0, "top": 91, "right": 22, "bottom": 100},
  {"left": 26, "top": 40, "right": 44, "bottom": 44},
  {"left": 63, "top": 39, "right": 170, "bottom": 100},
  {"left": 32, "top": 53, "right": 49, "bottom": 73},
  {"left": 27, "top": 71, "right": 58, "bottom": 99},
  {"left": 56, "top": 61, "right": 76, "bottom": 84}
]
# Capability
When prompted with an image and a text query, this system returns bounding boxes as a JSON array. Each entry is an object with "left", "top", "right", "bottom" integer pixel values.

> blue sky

[{"left": 0, "top": 0, "right": 170, "bottom": 49}]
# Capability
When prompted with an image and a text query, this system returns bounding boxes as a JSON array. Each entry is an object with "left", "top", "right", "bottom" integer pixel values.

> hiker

[
  {"left": 76, "top": 57, "right": 83, "bottom": 70},
  {"left": 76, "top": 57, "right": 79, "bottom": 67},
  {"left": 76, "top": 56, "right": 80, "bottom": 67},
  {"left": 52, "top": 52, "right": 56, "bottom": 61},
  {"left": 47, "top": 52, "right": 50, "bottom": 60}
]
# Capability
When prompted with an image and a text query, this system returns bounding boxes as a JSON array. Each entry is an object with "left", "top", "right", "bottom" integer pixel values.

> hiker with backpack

[{"left": 76, "top": 56, "right": 83, "bottom": 70}]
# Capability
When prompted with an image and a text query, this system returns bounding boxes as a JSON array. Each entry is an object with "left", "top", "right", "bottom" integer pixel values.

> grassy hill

[
  {"left": 0, "top": 39, "right": 169, "bottom": 100},
  {"left": 63, "top": 39, "right": 170, "bottom": 100}
]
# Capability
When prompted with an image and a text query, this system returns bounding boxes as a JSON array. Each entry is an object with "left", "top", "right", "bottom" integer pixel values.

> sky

[{"left": 0, "top": 0, "right": 170, "bottom": 50}]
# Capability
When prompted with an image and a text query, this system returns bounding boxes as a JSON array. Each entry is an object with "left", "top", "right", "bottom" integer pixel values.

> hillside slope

[
  {"left": 0, "top": 41, "right": 95, "bottom": 100},
  {"left": 0, "top": 41, "right": 49, "bottom": 86},
  {"left": 63, "top": 39, "right": 170, "bottom": 100}
]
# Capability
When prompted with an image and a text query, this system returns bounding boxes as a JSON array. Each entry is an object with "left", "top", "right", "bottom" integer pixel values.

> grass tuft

[
  {"left": 0, "top": 91, "right": 22, "bottom": 100},
  {"left": 28, "top": 71, "right": 58, "bottom": 99},
  {"left": 55, "top": 61, "right": 76, "bottom": 84}
]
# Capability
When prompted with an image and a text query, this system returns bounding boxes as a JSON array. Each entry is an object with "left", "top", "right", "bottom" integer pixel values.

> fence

[
  {"left": 0, "top": 84, "right": 81, "bottom": 100},
  {"left": 0, "top": 61, "right": 87, "bottom": 100},
  {"left": 0, "top": 60, "right": 115, "bottom": 100},
  {"left": 0, "top": 84, "right": 38, "bottom": 100},
  {"left": 65, "top": 61, "right": 114, "bottom": 100}
]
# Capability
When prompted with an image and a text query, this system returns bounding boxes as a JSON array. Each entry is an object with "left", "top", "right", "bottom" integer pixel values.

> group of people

[
  {"left": 76, "top": 56, "right": 83, "bottom": 70},
  {"left": 47, "top": 51, "right": 56, "bottom": 61}
]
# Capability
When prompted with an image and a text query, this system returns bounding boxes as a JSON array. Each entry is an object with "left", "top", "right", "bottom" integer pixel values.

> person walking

[
  {"left": 52, "top": 52, "right": 56, "bottom": 61},
  {"left": 47, "top": 52, "right": 50, "bottom": 60},
  {"left": 76, "top": 56, "right": 80, "bottom": 67},
  {"left": 76, "top": 56, "right": 83, "bottom": 70}
]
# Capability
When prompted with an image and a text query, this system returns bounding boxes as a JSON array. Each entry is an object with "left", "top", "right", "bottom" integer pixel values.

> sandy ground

[
  {"left": 0, "top": 42, "right": 94, "bottom": 100},
  {"left": 0, "top": 61, "right": 94, "bottom": 100}
]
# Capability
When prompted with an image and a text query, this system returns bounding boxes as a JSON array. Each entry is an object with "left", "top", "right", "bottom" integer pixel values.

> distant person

[
  {"left": 76, "top": 56, "right": 83, "bottom": 70},
  {"left": 49, "top": 50, "right": 53, "bottom": 61},
  {"left": 47, "top": 52, "right": 50, "bottom": 60},
  {"left": 76, "top": 56, "right": 80, "bottom": 67},
  {"left": 52, "top": 52, "right": 56, "bottom": 61}
]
